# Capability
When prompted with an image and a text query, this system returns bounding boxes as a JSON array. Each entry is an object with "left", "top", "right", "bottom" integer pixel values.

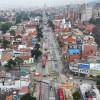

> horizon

[{"left": 0, "top": 0, "right": 99, "bottom": 9}]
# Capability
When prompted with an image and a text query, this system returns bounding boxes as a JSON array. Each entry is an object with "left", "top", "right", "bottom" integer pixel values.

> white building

[
  {"left": 81, "top": 4, "right": 93, "bottom": 22},
  {"left": 80, "top": 83, "right": 100, "bottom": 100},
  {"left": 93, "top": 3, "right": 100, "bottom": 19}
]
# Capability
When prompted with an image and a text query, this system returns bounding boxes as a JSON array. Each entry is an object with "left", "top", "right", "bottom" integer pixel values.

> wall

[
  {"left": 68, "top": 54, "right": 81, "bottom": 62},
  {"left": 82, "top": 44, "right": 97, "bottom": 58}
]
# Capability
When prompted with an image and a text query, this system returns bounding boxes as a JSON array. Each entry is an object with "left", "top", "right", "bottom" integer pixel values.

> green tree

[
  {"left": 89, "top": 75, "right": 94, "bottom": 78},
  {"left": 9, "top": 30, "right": 16, "bottom": 36},
  {"left": 14, "top": 57, "right": 23, "bottom": 66},
  {"left": 0, "top": 22, "right": 12, "bottom": 33},
  {"left": 48, "top": 20, "right": 54, "bottom": 31},
  {"left": 4, "top": 59, "right": 16, "bottom": 70},
  {"left": 96, "top": 75, "right": 100, "bottom": 79},
  {"left": 72, "top": 91, "right": 81, "bottom": 100},
  {"left": 15, "top": 15, "right": 22, "bottom": 24},
  {"left": 96, "top": 80, "right": 100, "bottom": 90},
  {"left": 36, "top": 25, "right": 43, "bottom": 41},
  {"left": 21, "top": 93, "right": 36, "bottom": 100},
  {"left": 1, "top": 39, "right": 10, "bottom": 49},
  {"left": 30, "top": 12, "right": 42, "bottom": 18},
  {"left": 15, "top": 11, "right": 30, "bottom": 24},
  {"left": 4, "top": 63, "right": 12, "bottom": 70},
  {"left": 31, "top": 43, "right": 42, "bottom": 62},
  {"left": 93, "top": 25, "right": 100, "bottom": 46}
]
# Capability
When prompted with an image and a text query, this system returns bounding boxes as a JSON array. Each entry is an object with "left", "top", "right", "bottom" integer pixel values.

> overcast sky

[{"left": 0, "top": 0, "right": 99, "bottom": 8}]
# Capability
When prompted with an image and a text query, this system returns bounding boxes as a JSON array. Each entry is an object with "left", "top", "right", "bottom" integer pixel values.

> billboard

[
  {"left": 90, "top": 63, "right": 100, "bottom": 71},
  {"left": 79, "top": 64, "right": 90, "bottom": 69},
  {"left": 68, "top": 49, "right": 80, "bottom": 55}
]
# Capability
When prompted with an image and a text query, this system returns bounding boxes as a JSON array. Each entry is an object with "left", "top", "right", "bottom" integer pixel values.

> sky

[{"left": 0, "top": 0, "right": 99, "bottom": 8}]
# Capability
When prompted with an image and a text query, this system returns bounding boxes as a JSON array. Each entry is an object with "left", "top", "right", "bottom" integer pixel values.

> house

[
  {"left": 54, "top": 27, "right": 71, "bottom": 33},
  {"left": 83, "top": 36, "right": 95, "bottom": 43},
  {"left": 63, "top": 35, "right": 76, "bottom": 43},
  {"left": 1, "top": 52, "right": 12, "bottom": 66},
  {"left": 9, "top": 44, "right": 18, "bottom": 50},
  {"left": 80, "top": 4, "right": 93, "bottom": 22},
  {"left": 86, "top": 24, "right": 94, "bottom": 33},
  {"left": 82, "top": 43, "right": 97, "bottom": 58},
  {"left": 19, "top": 56, "right": 34, "bottom": 64},
  {"left": 22, "top": 31, "right": 37, "bottom": 46},
  {"left": 3, "top": 33, "right": 11, "bottom": 41},
  {"left": 19, "top": 86, "right": 29, "bottom": 95},
  {"left": 93, "top": 3, "right": 100, "bottom": 19},
  {"left": 67, "top": 48, "right": 81, "bottom": 62},
  {"left": 13, "top": 48, "right": 31, "bottom": 58},
  {"left": 15, "top": 35, "right": 22, "bottom": 44}
]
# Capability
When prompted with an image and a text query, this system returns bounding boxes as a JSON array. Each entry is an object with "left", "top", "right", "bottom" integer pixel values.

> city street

[{"left": 0, "top": 1, "right": 99, "bottom": 100}]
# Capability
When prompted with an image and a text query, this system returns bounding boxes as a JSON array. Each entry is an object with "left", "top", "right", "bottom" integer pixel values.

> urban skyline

[{"left": 0, "top": 0, "right": 99, "bottom": 8}]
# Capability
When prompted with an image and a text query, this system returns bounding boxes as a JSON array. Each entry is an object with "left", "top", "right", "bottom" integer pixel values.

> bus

[{"left": 58, "top": 88, "right": 64, "bottom": 100}]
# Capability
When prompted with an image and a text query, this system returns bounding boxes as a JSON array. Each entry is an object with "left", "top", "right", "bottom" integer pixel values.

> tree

[
  {"left": 48, "top": 20, "right": 54, "bottom": 31},
  {"left": 15, "top": 11, "right": 30, "bottom": 24},
  {"left": 89, "top": 75, "right": 94, "bottom": 78},
  {"left": 31, "top": 43, "right": 42, "bottom": 62},
  {"left": 36, "top": 25, "right": 43, "bottom": 41},
  {"left": 21, "top": 93, "right": 36, "bottom": 100},
  {"left": 4, "top": 59, "right": 16, "bottom": 70},
  {"left": 14, "top": 57, "right": 23, "bottom": 66},
  {"left": 1, "top": 39, "right": 10, "bottom": 49},
  {"left": 30, "top": 12, "right": 42, "bottom": 18},
  {"left": 0, "top": 22, "right": 12, "bottom": 33},
  {"left": 9, "top": 30, "right": 16, "bottom": 36},
  {"left": 4, "top": 63, "right": 12, "bottom": 70},
  {"left": 96, "top": 80, "right": 100, "bottom": 90},
  {"left": 93, "top": 25, "right": 100, "bottom": 46},
  {"left": 96, "top": 75, "right": 100, "bottom": 79},
  {"left": 15, "top": 15, "right": 22, "bottom": 24},
  {"left": 72, "top": 91, "right": 81, "bottom": 100}
]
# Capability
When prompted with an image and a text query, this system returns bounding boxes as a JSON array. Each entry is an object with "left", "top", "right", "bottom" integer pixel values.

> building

[
  {"left": 80, "top": 83, "right": 100, "bottom": 100},
  {"left": 69, "top": 56, "right": 100, "bottom": 76},
  {"left": 80, "top": 4, "right": 93, "bottom": 22},
  {"left": 93, "top": 3, "right": 100, "bottom": 19},
  {"left": 67, "top": 48, "right": 81, "bottom": 62},
  {"left": 82, "top": 43, "right": 97, "bottom": 58}
]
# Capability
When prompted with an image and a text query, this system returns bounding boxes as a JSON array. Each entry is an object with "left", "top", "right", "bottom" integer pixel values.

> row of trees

[
  {"left": 15, "top": 11, "right": 43, "bottom": 24},
  {"left": 48, "top": 20, "right": 54, "bottom": 31},
  {"left": 96, "top": 75, "right": 100, "bottom": 90},
  {"left": 36, "top": 25, "right": 43, "bottom": 41},
  {"left": 31, "top": 43, "right": 42, "bottom": 62},
  {"left": 0, "top": 22, "right": 12, "bottom": 33},
  {"left": 15, "top": 11, "right": 30, "bottom": 24},
  {"left": 29, "top": 12, "right": 42, "bottom": 18}
]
